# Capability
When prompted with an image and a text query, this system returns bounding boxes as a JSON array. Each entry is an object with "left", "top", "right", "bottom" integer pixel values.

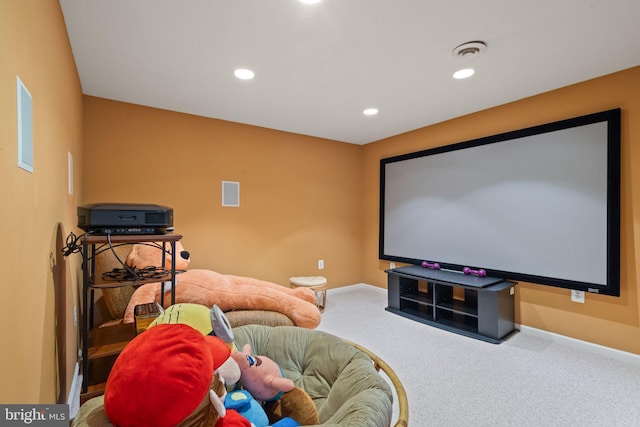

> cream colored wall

[
  {"left": 362, "top": 66, "right": 640, "bottom": 354},
  {"left": 82, "top": 97, "right": 364, "bottom": 288},
  {"left": 0, "top": 0, "right": 83, "bottom": 403}
]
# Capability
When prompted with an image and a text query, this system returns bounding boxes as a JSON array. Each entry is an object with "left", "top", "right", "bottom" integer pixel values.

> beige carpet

[{"left": 317, "top": 284, "right": 640, "bottom": 427}]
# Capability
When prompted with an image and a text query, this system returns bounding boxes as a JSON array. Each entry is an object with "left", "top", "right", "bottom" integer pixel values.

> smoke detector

[{"left": 452, "top": 41, "right": 487, "bottom": 58}]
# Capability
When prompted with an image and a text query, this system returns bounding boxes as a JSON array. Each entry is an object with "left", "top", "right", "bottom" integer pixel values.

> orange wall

[
  {"left": 2, "top": 1, "right": 639, "bottom": 406},
  {"left": 0, "top": 0, "right": 83, "bottom": 403},
  {"left": 83, "top": 67, "right": 640, "bottom": 357},
  {"left": 82, "top": 98, "right": 364, "bottom": 287},
  {"left": 362, "top": 66, "right": 640, "bottom": 354}
]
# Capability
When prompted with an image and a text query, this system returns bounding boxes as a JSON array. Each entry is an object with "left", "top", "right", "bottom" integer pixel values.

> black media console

[{"left": 386, "top": 265, "right": 516, "bottom": 343}]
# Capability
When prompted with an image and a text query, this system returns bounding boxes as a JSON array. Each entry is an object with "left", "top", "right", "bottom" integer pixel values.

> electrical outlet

[
  {"left": 571, "top": 290, "right": 585, "bottom": 303},
  {"left": 318, "top": 259, "right": 324, "bottom": 270},
  {"left": 390, "top": 262, "right": 396, "bottom": 269}
]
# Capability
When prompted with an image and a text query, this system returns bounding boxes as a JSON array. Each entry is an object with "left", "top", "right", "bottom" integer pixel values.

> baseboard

[
  {"left": 327, "top": 283, "right": 385, "bottom": 295},
  {"left": 516, "top": 325, "right": 640, "bottom": 366},
  {"left": 68, "top": 363, "right": 81, "bottom": 419},
  {"left": 328, "top": 283, "right": 640, "bottom": 365}
]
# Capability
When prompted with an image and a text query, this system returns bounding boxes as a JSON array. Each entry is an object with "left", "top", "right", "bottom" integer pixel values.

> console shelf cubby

[{"left": 386, "top": 265, "right": 516, "bottom": 343}]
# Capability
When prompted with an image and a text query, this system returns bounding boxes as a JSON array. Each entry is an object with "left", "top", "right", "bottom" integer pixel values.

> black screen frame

[{"left": 379, "top": 108, "right": 621, "bottom": 296}]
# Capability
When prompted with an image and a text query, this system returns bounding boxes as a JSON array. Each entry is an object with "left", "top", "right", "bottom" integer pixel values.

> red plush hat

[{"left": 104, "top": 323, "right": 231, "bottom": 427}]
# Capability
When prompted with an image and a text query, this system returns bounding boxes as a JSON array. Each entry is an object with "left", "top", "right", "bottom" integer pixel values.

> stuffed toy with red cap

[
  {"left": 146, "top": 304, "right": 303, "bottom": 427},
  {"left": 103, "top": 323, "right": 251, "bottom": 427}
]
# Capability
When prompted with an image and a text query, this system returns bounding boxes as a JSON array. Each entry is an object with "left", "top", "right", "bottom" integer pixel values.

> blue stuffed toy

[
  {"left": 225, "top": 390, "right": 269, "bottom": 427},
  {"left": 224, "top": 389, "right": 299, "bottom": 427}
]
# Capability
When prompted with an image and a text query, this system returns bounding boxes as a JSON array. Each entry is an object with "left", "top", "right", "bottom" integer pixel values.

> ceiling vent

[{"left": 452, "top": 41, "right": 487, "bottom": 58}]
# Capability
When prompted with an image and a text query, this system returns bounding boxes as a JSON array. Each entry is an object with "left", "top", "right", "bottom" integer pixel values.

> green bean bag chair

[
  {"left": 232, "top": 325, "right": 393, "bottom": 427},
  {"left": 72, "top": 325, "right": 393, "bottom": 426}
]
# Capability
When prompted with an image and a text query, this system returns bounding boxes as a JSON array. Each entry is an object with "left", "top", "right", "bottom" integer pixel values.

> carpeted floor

[{"left": 316, "top": 284, "right": 640, "bottom": 427}]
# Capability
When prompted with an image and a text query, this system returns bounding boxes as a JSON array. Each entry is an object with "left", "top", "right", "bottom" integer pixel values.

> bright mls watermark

[{"left": 1, "top": 405, "right": 68, "bottom": 425}]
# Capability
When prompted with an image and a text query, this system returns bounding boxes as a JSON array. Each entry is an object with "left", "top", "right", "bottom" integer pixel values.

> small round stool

[{"left": 289, "top": 276, "right": 328, "bottom": 313}]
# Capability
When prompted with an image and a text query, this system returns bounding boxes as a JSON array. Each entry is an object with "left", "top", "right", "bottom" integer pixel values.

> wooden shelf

[
  {"left": 80, "top": 233, "right": 183, "bottom": 395},
  {"left": 81, "top": 232, "right": 183, "bottom": 245},
  {"left": 81, "top": 353, "right": 121, "bottom": 404},
  {"left": 88, "top": 274, "right": 182, "bottom": 289},
  {"left": 88, "top": 323, "right": 135, "bottom": 359}
]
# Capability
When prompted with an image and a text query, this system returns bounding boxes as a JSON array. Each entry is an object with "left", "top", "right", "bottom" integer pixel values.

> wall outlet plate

[{"left": 571, "top": 290, "right": 585, "bottom": 303}]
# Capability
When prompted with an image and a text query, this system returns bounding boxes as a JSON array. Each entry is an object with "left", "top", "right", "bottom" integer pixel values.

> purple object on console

[
  {"left": 463, "top": 267, "right": 487, "bottom": 277},
  {"left": 421, "top": 261, "right": 440, "bottom": 270}
]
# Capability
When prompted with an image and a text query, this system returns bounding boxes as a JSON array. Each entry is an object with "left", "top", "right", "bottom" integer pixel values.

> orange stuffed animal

[{"left": 122, "top": 243, "right": 321, "bottom": 329}]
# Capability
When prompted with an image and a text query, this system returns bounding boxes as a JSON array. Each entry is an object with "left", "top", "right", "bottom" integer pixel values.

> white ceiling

[{"left": 59, "top": 0, "right": 640, "bottom": 145}]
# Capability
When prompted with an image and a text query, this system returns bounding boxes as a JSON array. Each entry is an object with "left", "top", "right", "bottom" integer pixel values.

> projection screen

[{"left": 379, "top": 109, "right": 621, "bottom": 296}]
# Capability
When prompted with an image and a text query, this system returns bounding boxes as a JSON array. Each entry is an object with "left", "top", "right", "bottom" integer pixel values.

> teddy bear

[
  {"left": 122, "top": 242, "right": 321, "bottom": 329},
  {"left": 125, "top": 240, "right": 192, "bottom": 271}
]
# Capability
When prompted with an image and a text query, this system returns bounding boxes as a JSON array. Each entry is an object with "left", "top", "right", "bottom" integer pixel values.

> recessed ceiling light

[
  {"left": 453, "top": 68, "right": 475, "bottom": 79},
  {"left": 363, "top": 108, "right": 379, "bottom": 116},
  {"left": 299, "top": 0, "right": 322, "bottom": 4},
  {"left": 234, "top": 68, "right": 255, "bottom": 80}
]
